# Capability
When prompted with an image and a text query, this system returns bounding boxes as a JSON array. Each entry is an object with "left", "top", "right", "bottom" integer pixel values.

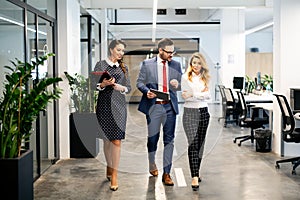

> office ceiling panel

[
  {"left": 83, "top": 0, "right": 267, "bottom": 9},
  {"left": 83, "top": 0, "right": 273, "bottom": 33}
]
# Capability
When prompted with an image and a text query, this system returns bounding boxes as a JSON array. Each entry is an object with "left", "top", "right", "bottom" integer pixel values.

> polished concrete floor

[{"left": 34, "top": 103, "right": 300, "bottom": 200}]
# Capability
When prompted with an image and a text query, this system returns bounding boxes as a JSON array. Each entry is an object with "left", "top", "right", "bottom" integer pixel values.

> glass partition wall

[
  {"left": 80, "top": 15, "right": 101, "bottom": 77},
  {"left": 80, "top": 14, "right": 101, "bottom": 112},
  {"left": 0, "top": 0, "right": 57, "bottom": 180}
]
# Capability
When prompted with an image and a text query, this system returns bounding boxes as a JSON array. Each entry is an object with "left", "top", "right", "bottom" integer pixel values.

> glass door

[{"left": 27, "top": 12, "right": 56, "bottom": 177}]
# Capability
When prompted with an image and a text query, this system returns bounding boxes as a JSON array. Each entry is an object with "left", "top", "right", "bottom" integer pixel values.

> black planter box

[
  {"left": 0, "top": 150, "right": 33, "bottom": 200},
  {"left": 70, "top": 113, "right": 99, "bottom": 158}
]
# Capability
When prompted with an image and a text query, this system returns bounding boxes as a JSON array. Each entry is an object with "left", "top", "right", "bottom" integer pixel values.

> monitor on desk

[
  {"left": 233, "top": 77, "right": 244, "bottom": 91},
  {"left": 290, "top": 88, "right": 300, "bottom": 112}
]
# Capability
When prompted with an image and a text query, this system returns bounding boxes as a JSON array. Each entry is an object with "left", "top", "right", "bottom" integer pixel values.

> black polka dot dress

[{"left": 94, "top": 60, "right": 131, "bottom": 141}]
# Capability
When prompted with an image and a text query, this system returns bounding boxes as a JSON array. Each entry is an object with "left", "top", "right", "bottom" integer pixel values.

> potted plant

[
  {"left": 0, "top": 53, "right": 62, "bottom": 200},
  {"left": 245, "top": 75, "right": 255, "bottom": 94},
  {"left": 64, "top": 72, "right": 95, "bottom": 113},
  {"left": 261, "top": 74, "right": 273, "bottom": 92},
  {"left": 64, "top": 72, "right": 99, "bottom": 158}
]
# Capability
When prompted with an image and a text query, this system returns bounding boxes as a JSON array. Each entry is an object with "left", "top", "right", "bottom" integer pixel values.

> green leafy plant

[
  {"left": 261, "top": 74, "right": 273, "bottom": 91},
  {"left": 64, "top": 72, "right": 95, "bottom": 113},
  {"left": 0, "top": 53, "right": 62, "bottom": 158},
  {"left": 245, "top": 75, "right": 255, "bottom": 94}
]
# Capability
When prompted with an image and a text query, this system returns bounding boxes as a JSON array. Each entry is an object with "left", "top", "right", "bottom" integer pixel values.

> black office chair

[
  {"left": 233, "top": 91, "right": 269, "bottom": 146},
  {"left": 218, "top": 85, "right": 226, "bottom": 122},
  {"left": 273, "top": 94, "right": 300, "bottom": 175},
  {"left": 222, "top": 87, "right": 239, "bottom": 127}
]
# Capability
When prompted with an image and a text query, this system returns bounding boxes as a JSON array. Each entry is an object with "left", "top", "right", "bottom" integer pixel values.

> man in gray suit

[{"left": 136, "top": 38, "right": 182, "bottom": 186}]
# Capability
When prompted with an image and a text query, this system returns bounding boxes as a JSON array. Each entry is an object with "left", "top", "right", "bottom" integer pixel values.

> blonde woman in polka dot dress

[{"left": 94, "top": 39, "right": 131, "bottom": 191}]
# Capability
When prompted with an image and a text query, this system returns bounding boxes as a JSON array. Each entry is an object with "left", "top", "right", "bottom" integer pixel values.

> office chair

[
  {"left": 222, "top": 87, "right": 239, "bottom": 127},
  {"left": 273, "top": 94, "right": 300, "bottom": 175},
  {"left": 233, "top": 91, "right": 269, "bottom": 146},
  {"left": 218, "top": 85, "right": 226, "bottom": 122}
]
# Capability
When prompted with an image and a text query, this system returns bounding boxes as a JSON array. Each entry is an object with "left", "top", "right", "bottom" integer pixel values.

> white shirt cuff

[{"left": 96, "top": 83, "right": 105, "bottom": 91}]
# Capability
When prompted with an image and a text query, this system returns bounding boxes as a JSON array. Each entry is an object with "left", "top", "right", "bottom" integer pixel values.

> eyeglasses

[{"left": 162, "top": 49, "right": 176, "bottom": 55}]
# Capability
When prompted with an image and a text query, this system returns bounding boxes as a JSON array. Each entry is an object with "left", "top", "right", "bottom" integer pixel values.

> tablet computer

[{"left": 150, "top": 88, "right": 169, "bottom": 101}]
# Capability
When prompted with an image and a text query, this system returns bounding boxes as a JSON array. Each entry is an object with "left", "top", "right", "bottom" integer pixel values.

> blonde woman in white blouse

[{"left": 181, "top": 52, "right": 211, "bottom": 190}]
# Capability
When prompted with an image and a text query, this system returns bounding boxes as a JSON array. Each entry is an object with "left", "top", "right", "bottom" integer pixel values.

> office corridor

[{"left": 34, "top": 104, "right": 300, "bottom": 200}]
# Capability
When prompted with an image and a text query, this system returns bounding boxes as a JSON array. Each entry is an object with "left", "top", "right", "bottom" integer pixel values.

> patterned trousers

[{"left": 182, "top": 107, "right": 210, "bottom": 177}]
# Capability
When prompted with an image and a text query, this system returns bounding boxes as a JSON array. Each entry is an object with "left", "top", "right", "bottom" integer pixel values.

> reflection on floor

[{"left": 34, "top": 104, "right": 300, "bottom": 200}]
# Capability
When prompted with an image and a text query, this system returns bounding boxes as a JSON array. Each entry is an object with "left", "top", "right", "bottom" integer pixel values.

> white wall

[
  {"left": 246, "top": 32, "right": 273, "bottom": 53},
  {"left": 220, "top": 9, "right": 246, "bottom": 88}
]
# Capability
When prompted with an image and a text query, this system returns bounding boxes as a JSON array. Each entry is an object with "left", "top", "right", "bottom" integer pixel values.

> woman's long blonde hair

[{"left": 186, "top": 52, "right": 210, "bottom": 87}]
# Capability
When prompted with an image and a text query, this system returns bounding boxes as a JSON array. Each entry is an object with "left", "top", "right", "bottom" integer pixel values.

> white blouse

[{"left": 181, "top": 73, "right": 211, "bottom": 108}]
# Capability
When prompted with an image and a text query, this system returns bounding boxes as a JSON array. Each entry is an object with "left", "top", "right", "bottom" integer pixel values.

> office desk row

[
  {"left": 244, "top": 93, "right": 273, "bottom": 103},
  {"left": 233, "top": 92, "right": 274, "bottom": 104}
]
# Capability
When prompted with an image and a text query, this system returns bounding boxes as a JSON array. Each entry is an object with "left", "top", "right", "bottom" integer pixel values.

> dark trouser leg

[{"left": 162, "top": 104, "right": 176, "bottom": 174}]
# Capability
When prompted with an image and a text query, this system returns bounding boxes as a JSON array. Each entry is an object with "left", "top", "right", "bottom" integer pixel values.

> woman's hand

[
  {"left": 182, "top": 90, "right": 193, "bottom": 99},
  {"left": 113, "top": 83, "right": 126, "bottom": 92},
  {"left": 201, "top": 86, "right": 208, "bottom": 92},
  {"left": 100, "top": 77, "right": 115, "bottom": 88}
]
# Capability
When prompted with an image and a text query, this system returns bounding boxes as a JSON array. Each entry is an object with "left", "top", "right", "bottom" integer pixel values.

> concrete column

[
  {"left": 57, "top": 0, "right": 81, "bottom": 158},
  {"left": 273, "top": 0, "right": 300, "bottom": 156}
]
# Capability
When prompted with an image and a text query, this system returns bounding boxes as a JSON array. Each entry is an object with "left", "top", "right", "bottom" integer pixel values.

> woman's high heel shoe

[
  {"left": 191, "top": 177, "right": 199, "bottom": 190},
  {"left": 110, "top": 185, "right": 118, "bottom": 191},
  {"left": 110, "top": 170, "right": 118, "bottom": 191}
]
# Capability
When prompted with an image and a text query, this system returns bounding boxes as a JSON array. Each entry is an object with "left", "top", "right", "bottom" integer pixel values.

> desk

[
  {"left": 233, "top": 92, "right": 273, "bottom": 103},
  {"left": 244, "top": 93, "right": 273, "bottom": 103}
]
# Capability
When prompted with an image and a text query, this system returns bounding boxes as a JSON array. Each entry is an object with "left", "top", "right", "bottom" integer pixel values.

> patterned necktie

[{"left": 162, "top": 61, "right": 167, "bottom": 92}]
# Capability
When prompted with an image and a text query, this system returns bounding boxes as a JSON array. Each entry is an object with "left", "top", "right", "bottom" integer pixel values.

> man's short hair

[{"left": 158, "top": 38, "right": 174, "bottom": 49}]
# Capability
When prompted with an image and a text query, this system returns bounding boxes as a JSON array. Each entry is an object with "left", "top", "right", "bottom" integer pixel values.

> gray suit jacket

[{"left": 136, "top": 57, "right": 182, "bottom": 115}]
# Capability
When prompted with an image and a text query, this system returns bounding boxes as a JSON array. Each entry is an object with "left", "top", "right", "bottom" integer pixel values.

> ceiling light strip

[
  {"left": 0, "top": 16, "right": 47, "bottom": 36},
  {"left": 245, "top": 21, "right": 273, "bottom": 35}
]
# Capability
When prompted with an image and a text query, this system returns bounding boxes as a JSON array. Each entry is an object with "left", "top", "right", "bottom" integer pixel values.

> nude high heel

[
  {"left": 191, "top": 177, "right": 199, "bottom": 190},
  {"left": 110, "top": 169, "right": 118, "bottom": 191},
  {"left": 110, "top": 185, "right": 118, "bottom": 191}
]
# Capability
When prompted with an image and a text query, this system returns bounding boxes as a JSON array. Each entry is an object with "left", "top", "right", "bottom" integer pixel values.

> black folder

[
  {"left": 91, "top": 71, "right": 112, "bottom": 83},
  {"left": 150, "top": 88, "right": 169, "bottom": 101}
]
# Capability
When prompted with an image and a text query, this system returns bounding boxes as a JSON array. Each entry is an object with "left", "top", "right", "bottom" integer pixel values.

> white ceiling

[{"left": 82, "top": 0, "right": 273, "bottom": 32}]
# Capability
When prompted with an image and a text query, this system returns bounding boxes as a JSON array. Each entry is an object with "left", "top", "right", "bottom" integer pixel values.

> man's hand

[
  {"left": 147, "top": 90, "right": 157, "bottom": 99},
  {"left": 170, "top": 79, "right": 179, "bottom": 89}
]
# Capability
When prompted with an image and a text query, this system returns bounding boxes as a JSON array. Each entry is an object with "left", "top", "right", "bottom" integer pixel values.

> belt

[{"left": 155, "top": 100, "right": 170, "bottom": 105}]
